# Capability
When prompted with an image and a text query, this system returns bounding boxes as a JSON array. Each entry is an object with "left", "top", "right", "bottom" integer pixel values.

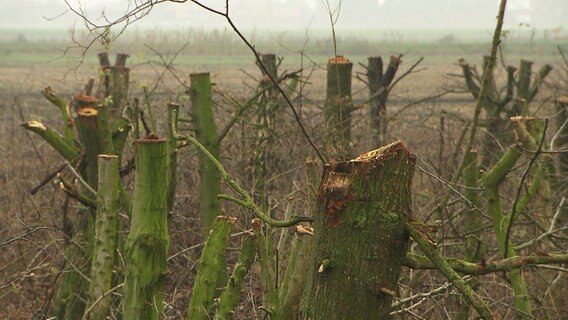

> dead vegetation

[{"left": 1, "top": 27, "right": 568, "bottom": 318}]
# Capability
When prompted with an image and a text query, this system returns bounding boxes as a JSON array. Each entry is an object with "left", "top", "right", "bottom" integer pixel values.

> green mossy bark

[
  {"left": 280, "top": 226, "right": 313, "bottom": 320},
  {"left": 481, "top": 117, "right": 546, "bottom": 319},
  {"left": 462, "top": 151, "right": 484, "bottom": 262},
  {"left": 325, "top": 56, "right": 353, "bottom": 159},
  {"left": 40, "top": 86, "right": 74, "bottom": 143},
  {"left": 483, "top": 145, "right": 533, "bottom": 320},
  {"left": 254, "top": 53, "right": 279, "bottom": 212},
  {"left": 124, "top": 137, "right": 169, "bottom": 320},
  {"left": 52, "top": 226, "right": 91, "bottom": 320},
  {"left": 84, "top": 155, "right": 120, "bottom": 320},
  {"left": 301, "top": 141, "right": 415, "bottom": 320},
  {"left": 52, "top": 95, "right": 103, "bottom": 319},
  {"left": 455, "top": 151, "right": 485, "bottom": 320},
  {"left": 213, "top": 233, "right": 256, "bottom": 320},
  {"left": 403, "top": 253, "right": 568, "bottom": 275},
  {"left": 252, "top": 219, "right": 280, "bottom": 320},
  {"left": 187, "top": 216, "right": 235, "bottom": 320},
  {"left": 191, "top": 72, "right": 222, "bottom": 233},
  {"left": 554, "top": 97, "right": 568, "bottom": 225},
  {"left": 166, "top": 103, "right": 180, "bottom": 215},
  {"left": 279, "top": 159, "right": 318, "bottom": 320},
  {"left": 21, "top": 121, "right": 79, "bottom": 161},
  {"left": 407, "top": 223, "right": 493, "bottom": 319},
  {"left": 27, "top": 54, "right": 133, "bottom": 319}
]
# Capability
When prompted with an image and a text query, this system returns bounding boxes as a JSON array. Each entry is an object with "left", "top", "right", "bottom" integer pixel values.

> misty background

[{"left": 1, "top": 0, "right": 567, "bottom": 35}]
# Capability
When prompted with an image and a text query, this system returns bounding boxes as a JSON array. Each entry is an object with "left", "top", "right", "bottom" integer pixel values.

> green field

[{"left": 1, "top": 27, "right": 566, "bottom": 68}]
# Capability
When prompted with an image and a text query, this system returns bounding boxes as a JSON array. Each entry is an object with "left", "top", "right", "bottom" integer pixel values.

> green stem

[
  {"left": 403, "top": 253, "right": 568, "bottom": 275},
  {"left": 188, "top": 216, "right": 235, "bottom": 320},
  {"left": 190, "top": 73, "right": 222, "bottom": 232},
  {"left": 123, "top": 137, "right": 169, "bottom": 320},
  {"left": 407, "top": 223, "right": 493, "bottom": 320},
  {"left": 252, "top": 219, "right": 280, "bottom": 320},
  {"left": 84, "top": 155, "right": 120, "bottom": 320},
  {"left": 21, "top": 121, "right": 79, "bottom": 161},
  {"left": 41, "top": 86, "right": 74, "bottom": 143},
  {"left": 213, "top": 233, "right": 256, "bottom": 320},
  {"left": 437, "top": 0, "right": 508, "bottom": 211},
  {"left": 175, "top": 133, "right": 311, "bottom": 227}
]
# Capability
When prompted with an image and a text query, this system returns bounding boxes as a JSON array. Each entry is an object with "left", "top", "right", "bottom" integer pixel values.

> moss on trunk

[
  {"left": 123, "top": 136, "right": 169, "bottom": 320},
  {"left": 191, "top": 72, "right": 222, "bottom": 233},
  {"left": 301, "top": 141, "right": 415, "bottom": 320}
]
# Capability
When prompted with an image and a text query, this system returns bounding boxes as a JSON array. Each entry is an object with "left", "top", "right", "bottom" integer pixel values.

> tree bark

[
  {"left": 481, "top": 117, "right": 545, "bottom": 319},
  {"left": 191, "top": 72, "right": 222, "bottom": 233},
  {"left": 84, "top": 155, "right": 120, "bottom": 320},
  {"left": 366, "top": 55, "right": 401, "bottom": 146},
  {"left": 213, "top": 233, "right": 256, "bottom": 320},
  {"left": 123, "top": 136, "right": 169, "bottom": 320},
  {"left": 325, "top": 56, "right": 353, "bottom": 159},
  {"left": 188, "top": 216, "right": 235, "bottom": 320},
  {"left": 96, "top": 52, "right": 130, "bottom": 118},
  {"left": 301, "top": 141, "right": 415, "bottom": 320},
  {"left": 255, "top": 53, "right": 280, "bottom": 211},
  {"left": 51, "top": 94, "right": 102, "bottom": 319}
]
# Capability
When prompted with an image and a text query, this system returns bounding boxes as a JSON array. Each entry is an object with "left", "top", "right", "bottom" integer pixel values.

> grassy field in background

[{"left": 1, "top": 27, "right": 566, "bottom": 68}]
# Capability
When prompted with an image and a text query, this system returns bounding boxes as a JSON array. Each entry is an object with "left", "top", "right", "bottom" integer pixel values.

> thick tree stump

[
  {"left": 123, "top": 136, "right": 169, "bottom": 320},
  {"left": 301, "top": 141, "right": 416, "bottom": 320}
]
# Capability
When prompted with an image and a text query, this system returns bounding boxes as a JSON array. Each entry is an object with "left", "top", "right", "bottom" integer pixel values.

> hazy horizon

[{"left": 1, "top": 0, "right": 567, "bottom": 33}]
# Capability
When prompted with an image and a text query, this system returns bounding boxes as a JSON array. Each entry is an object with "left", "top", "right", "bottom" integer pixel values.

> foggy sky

[{"left": 0, "top": 0, "right": 567, "bottom": 31}]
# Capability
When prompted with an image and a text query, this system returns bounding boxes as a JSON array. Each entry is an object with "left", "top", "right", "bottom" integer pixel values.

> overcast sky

[{"left": 1, "top": 0, "right": 566, "bottom": 31}]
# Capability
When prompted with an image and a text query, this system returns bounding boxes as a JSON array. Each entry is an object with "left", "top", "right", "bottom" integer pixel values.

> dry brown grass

[{"left": 1, "top": 44, "right": 567, "bottom": 319}]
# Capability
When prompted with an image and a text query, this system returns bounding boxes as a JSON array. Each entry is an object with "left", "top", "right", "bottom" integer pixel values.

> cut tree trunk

[
  {"left": 255, "top": 53, "right": 280, "bottom": 211},
  {"left": 458, "top": 57, "right": 552, "bottom": 168},
  {"left": 279, "top": 158, "right": 318, "bottom": 320},
  {"left": 188, "top": 216, "right": 236, "bottom": 320},
  {"left": 96, "top": 52, "right": 130, "bottom": 118},
  {"left": 84, "top": 154, "right": 120, "bottom": 320},
  {"left": 213, "top": 232, "right": 256, "bottom": 320},
  {"left": 325, "top": 56, "right": 353, "bottom": 159},
  {"left": 51, "top": 94, "right": 102, "bottom": 319},
  {"left": 366, "top": 55, "right": 401, "bottom": 146},
  {"left": 191, "top": 72, "right": 222, "bottom": 233},
  {"left": 301, "top": 141, "right": 416, "bottom": 320},
  {"left": 123, "top": 135, "right": 169, "bottom": 320}
]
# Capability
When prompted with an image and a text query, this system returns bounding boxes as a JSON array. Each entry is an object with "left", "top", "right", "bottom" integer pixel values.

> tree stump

[{"left": 301, "top": 141, "right": 415, "bottom": 320}]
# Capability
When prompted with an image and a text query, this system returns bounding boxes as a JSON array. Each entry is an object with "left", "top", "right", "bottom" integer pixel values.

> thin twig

[
  {"left": 65, "top": 161, "right": 96, "bottom": 196},
  {"left": 201, "top": 0, "right": 328, "bottom": 163}
]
